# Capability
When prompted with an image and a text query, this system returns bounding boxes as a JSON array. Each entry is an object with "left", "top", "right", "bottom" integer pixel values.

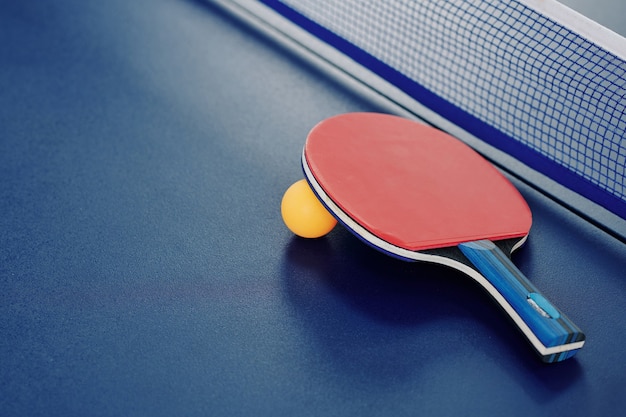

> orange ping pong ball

[{"left": 281, "top": 179, "right": 337, "bottom": 238}]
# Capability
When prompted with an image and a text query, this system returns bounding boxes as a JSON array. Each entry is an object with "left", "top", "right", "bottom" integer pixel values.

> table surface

[{"left": 1, "top": 1, "right": 625, "bottom": 416}]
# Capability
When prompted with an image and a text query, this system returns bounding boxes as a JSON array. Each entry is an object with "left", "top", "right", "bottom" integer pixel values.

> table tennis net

[{"left": 216, "top": 0, "right": 626, "bottom": 228}]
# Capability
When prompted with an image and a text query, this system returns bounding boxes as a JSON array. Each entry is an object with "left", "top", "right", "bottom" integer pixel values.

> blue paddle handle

[{"left": 458, "top": 240, "right": 585, "bottom": 363}]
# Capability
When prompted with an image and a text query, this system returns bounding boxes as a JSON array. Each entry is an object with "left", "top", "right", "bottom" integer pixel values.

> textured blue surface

[{"left": 1, "top": 0, "right": 626, "bottom": 416}]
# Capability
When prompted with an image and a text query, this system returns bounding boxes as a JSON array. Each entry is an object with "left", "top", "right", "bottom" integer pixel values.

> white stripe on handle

[{"left": 458, "top": 240, "right": 585, "bottom": 363}]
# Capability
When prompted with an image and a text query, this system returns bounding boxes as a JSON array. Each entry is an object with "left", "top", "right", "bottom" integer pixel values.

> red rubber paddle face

[{"left": 304, "top": 113, "right": 532, "bottom": 251}]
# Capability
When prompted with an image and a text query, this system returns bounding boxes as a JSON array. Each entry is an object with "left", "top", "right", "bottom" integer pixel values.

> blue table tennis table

[{"left": 1, "top": 0, "right": 625, "bottom": 416}]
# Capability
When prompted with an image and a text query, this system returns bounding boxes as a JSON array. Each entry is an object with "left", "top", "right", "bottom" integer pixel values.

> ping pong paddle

[{"left": 301, "top": 112, "right": 585, "bottom": 363}]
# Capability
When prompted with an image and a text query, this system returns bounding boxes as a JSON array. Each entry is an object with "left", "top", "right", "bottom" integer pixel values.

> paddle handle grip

[{"left": 458, "top": 240, "right": 585, "bottom": 363}]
